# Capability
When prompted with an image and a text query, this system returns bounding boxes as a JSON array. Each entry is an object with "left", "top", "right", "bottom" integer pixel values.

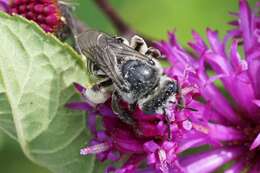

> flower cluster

[
  {"left": 155, "top": 0, "right": 260, "bottom": 172},
  {"left": 67, "top": 79, "right": 199, "bottom": 173},
  {"left": 0, "top": 0, "right": 62, "bottom": 32}
]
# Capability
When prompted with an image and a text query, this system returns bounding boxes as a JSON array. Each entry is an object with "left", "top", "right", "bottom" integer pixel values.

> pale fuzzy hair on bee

[
  {"left": 83, "top": 86, "right": 112, "bottom": 106},
  {"left": 115, "top": 37, "right": 129, "bottom": 46}
]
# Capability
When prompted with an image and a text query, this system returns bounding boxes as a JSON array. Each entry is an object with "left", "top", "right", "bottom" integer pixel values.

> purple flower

[
  {"left": 155, "top": 0, "right": 260, "bottom": 172},
  {"left": 67, "top": 80, "right": 199, "bottom": 173}
]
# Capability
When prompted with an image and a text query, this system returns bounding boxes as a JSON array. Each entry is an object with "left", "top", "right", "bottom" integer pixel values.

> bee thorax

[{"left": 121, "top": 60, "right": 159, "bottom": 102}]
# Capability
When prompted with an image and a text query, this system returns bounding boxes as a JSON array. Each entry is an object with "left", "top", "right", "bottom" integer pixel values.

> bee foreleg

[{"left": 112, "top": 91, "right": 135, "bottom": 125}]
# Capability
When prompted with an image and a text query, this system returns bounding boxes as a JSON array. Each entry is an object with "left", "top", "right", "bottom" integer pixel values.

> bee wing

[
  {"left": 77, "top": 30, "right": 128, "bottom": 90},
  {"left": 108, "top": 37, "right": 153, "bottom": 62}
]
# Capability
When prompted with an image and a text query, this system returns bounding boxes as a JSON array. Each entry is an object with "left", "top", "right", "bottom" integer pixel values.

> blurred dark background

[{"left": 0, "top": 0, "right": 257, "bottom": 173}]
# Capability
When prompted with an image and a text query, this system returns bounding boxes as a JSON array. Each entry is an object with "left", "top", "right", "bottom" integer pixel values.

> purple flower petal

[
  {"left": 138, "top": 121, "right": 164, "bottom": 137},
  {"left": 98, "top": 104, "right": 115, "bottom": 117},
  {"left": 107, "top": 151, "right": 120, "bottom": 161},
  {"left": 65, "top": 102, "right": 92, "bottom": 111},
  {"left": 204, "top": 51, "right": 232, "bottom": 76},
  {"left": 162, "top": 141, "right": 176, "bottom": 151},
  {"left": 180, "top": 147, "right": 243, "bottom": 173},
  {"left": 189, "top": 101, "right": 226, "bottom": 124},
  {"left": 87, "top": 111, "right": 97, "bottom": 135},
  {"left": 96, "top": 152, "right": 108, "bottom": 162},
  {"left": 239, "top": 0, "right": 254, "bottom": 52},
  {"left": 112, "top": 130, "right": 144, "bottom": 153},
  {"left": 97, "top": 131, "right": 109, "bottom": 141},
  {"left": 197, "top": 75, "right": 240, "bottom": 124},
  {"left": 156, "top": 33, "right": 196, "bottom": 68},
  {"left": 250, "top": 132, "right": 260, "bottom": 150},
  {"left": 168, "top": 31, "right": 182, "bottom": 50},
  {"left": 230, "top": 40, "right": 248, "bottom": 73},
  {"left": 206, "top": 28, "right": 225, "bottom": 57},
  {"left": 147, "top": 153, "right": 156, "bottom": 165},
  {"left": 248, "top": 54, "right": 260, "bottom": 99},
  {"left": 177, "top": 130, "right": 219, "bottom": 153},
  {"left": 253, "top": 100, "right": 260, "bottom": 107},
  {"left": 143, "top": 141, "right": 160, "bottom": 153},
  {"left": 122, "top": 154, "right": 145, "bottom": 171},
  {"left": 205, "top": 50, "right": 258, "bottom": 120},
  {"left": 188, "top": 30, "right": 207, "bottom": 55},
  {"left": 208, "top": 123, "right": 245, "bottom": 141}
]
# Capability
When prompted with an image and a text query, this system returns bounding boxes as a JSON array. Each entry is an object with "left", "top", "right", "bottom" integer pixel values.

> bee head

[{"left": 139, "top": 76, "right": 179, "bottom": 115}]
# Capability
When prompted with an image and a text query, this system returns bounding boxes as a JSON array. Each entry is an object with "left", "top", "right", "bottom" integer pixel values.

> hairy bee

[
  {"left": 74, "top": 30, "right": 183, "bottom": 138},
  {"left": 60, "top": 4, "right": 191, "bottom": 139}
]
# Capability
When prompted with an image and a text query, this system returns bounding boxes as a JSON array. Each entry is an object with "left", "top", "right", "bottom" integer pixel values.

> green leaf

[
  {"left": 0, "top": 74, "right": 17, "bottom": 140},
  {"left": 0, "top": 12, "right": 96, "bottom": 173}
]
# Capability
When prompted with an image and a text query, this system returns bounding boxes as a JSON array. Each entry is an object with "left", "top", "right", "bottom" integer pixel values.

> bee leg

[
  {"left": 129, "top": 102, "right": 137, "bottom": 113},
  {"left": 175, "top": 82, "right": 186, "bottom": 110},
  {"left": 130, "top": 35, "right": 148, "bottom": 54},
  {"left": 163, "top": 109, "right": 173, "bottom": 141},
  {"left": 112, "top": 91, "right": 135, "bottom": 125}
]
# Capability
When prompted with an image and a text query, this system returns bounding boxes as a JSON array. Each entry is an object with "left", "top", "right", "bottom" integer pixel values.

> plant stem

[{"left": 95, "top": 0, "right": 134, "bottom": 36}]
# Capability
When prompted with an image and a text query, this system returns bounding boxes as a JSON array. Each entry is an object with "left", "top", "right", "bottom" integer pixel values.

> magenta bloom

[
  {"left": 0, "top": 0, "right": 62, "bottom": 32},
  {"left": 156, "top": 0, "right": 260, "bottom": 172},
  {"left": 67, "top": 81, "right": 200, "bottom": 173}
]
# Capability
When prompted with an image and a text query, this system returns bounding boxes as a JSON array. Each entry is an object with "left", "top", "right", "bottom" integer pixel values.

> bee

[
  {"left": 61, "top": 4, "right": 183, "bottom": 139},
  {"left": 76, "top": 30, "right": 183, "bottom": 139}
]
